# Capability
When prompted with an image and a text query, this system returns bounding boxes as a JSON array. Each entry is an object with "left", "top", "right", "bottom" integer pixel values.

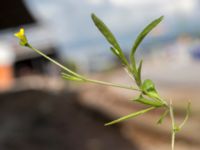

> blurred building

[{"left": 0, "top": 0, "right": 59, "bottom": 91}]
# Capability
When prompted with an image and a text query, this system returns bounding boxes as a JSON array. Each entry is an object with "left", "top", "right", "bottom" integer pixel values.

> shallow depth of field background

[{"left": 0, "top": 0, "right": 199, "bottom": 150}]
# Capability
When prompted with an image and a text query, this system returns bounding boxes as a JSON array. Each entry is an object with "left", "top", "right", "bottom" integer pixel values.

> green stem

[
  {"left": 85, "top": 78, "right": 140, "bottom": 91},
  {"left": 171, "top": 131, "right": 175, "bottom": 150},
  {"left": 179, "top": 102, "right": 190, "bottom": 129},
  {"left": 27, "top": 43, "right": 139, "bottom": 93},
  {"left": 169, "top": 101, "right": 175, "bottom": 150},
  {"left": 157, "top": 108, "right": 169, "bottom": 124},
  {"left": 27, "top": 44, "right": 83, "bottom": 78}
]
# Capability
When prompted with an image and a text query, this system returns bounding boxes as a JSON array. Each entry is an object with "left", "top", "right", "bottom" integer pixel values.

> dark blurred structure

[
  {"left": 0, "top": 0, "right": 36, "bottom": 29},
  {"left": 14, "top": 47, "right": 59, "bottom": 77}
]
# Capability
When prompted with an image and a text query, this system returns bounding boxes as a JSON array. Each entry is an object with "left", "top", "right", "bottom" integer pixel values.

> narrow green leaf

[
  {"left": 110, "top": 47, "right": 128, "bottom": 66},
  {"left": 137, "top": 59, "right": 143, "bottom": 85},
  {"left": 91, "top": 13, "right": 129, "bottom": 67},
  {"left": 130, "top": 16, "right": 163, "bottom": 64},
  {"left": 110, "top": 47, "right": 120, "bottom": 56},
  {"left": 133, "top": 95, "right": 164, "bottom": 107},
  {"left": 105, "top": 106, "right": 155, "bottom": 126},
  {"left": 91, "top": 13, "right": 121, "bottom": 51},
  {"left": 157, "top": 109, "right": 169, "bottom": 124}
]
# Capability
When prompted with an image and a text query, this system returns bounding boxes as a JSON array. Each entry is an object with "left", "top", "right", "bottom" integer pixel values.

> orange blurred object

[
  {"left": 0, "top": 43, "right": 15, "bottom": 92},
  {"left": 0, "top": 65, "right": 13, "bottom": 91}
]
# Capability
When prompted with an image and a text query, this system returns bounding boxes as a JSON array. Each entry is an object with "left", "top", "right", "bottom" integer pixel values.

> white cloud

[
  {"left": 173, "top": 0, "right": 196, "bottom": 14},
  {"left": 87, "top": 0, "right": 197, "bottom": 16},
  {"left": 86, "top": 0, "right": 104, "bottom": 5}
]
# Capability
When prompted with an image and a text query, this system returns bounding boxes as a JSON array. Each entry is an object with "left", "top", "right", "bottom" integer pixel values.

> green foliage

[
  {"left": 141, "top": 79, "right": 160, "bottom": 99},
  {"left": 137, "top": 59, "right": 143, "bottom": 85},
  {"left": 129, "top": 16, "right": 163, "bottom": 86},
  {"left": 105, "top": 106, "right": 155, "bottom": 126},
  {"left": 62, "top": 73, "right": 85, "bottom": 82},
  {"left": 133, "top": 95, "right": 164, "bottom": 107},
  {"left": 130, "top": 16, "right": 163, "bottom": 64},
  {"left": 15, "top": 13, "right": 191, "bottom": 150},
  {"left": 91, "top": 14, "right": 128, "bottom": 66}
]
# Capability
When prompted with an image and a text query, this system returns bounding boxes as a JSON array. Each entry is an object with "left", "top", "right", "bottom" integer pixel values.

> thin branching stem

[
  {"left": 85, "top": 78, "right": 140, "bottom": 91},
  {"left": 28, "top": 44, "right": 140, "bottom": 92},
  {"left": 27, "top": 44, "right": 84, "bottom": 78},
  {"left": 179, "top": 102, "right": 190, "bottom": 129}
]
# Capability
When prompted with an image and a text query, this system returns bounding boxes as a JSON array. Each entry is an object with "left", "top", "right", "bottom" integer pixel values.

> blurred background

[{"left": 0, "top": 0, "right": 200, "bottom": 150}]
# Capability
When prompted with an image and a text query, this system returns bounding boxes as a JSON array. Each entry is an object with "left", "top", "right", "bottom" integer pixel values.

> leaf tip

[
  {"left": 104, "top": 123, "right": 109, "bottom": 126},
  {"left": 91, "top": 13, "right": 96, "bottom": 20},
  {"left": 159, "top": 15, "right": 164, "bottom": 20},
  {"left": 157, "top": 16, "right": 164, "bottom": 23}
]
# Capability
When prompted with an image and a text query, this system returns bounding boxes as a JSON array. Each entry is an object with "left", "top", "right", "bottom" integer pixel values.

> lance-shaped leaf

[
  {"left": 91, "top": 13, "right": 128, "bottom": 66},
  {"left": 105, "top": 106, "right": 155, "bottom": 126},
  {"left": 130, "top": 16, "right": 163, "bottom": 64},
  {"left": 137, "top": 59, "right": 143, "bottom": 86},
  {"left": 110, "top": 46, "right": 120, "bottom": 56},
  {"left": 133, "top": 95, "right": 164, "bottom": 107},
  {"left": 91, "top": 13, "right": 121, "bottom": 51},
  {"left": 110, "top": 47, "right": 128, "bottom": 66}
]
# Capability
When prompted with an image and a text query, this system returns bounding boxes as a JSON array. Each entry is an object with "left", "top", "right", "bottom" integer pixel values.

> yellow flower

[{"left": 14, "top": 28, "right": 28, "bottom": 46}]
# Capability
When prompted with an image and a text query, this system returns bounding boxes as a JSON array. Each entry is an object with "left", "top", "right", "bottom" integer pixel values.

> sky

[{"left": 25, "top": 0, "right": 200, "bottom": 62}]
